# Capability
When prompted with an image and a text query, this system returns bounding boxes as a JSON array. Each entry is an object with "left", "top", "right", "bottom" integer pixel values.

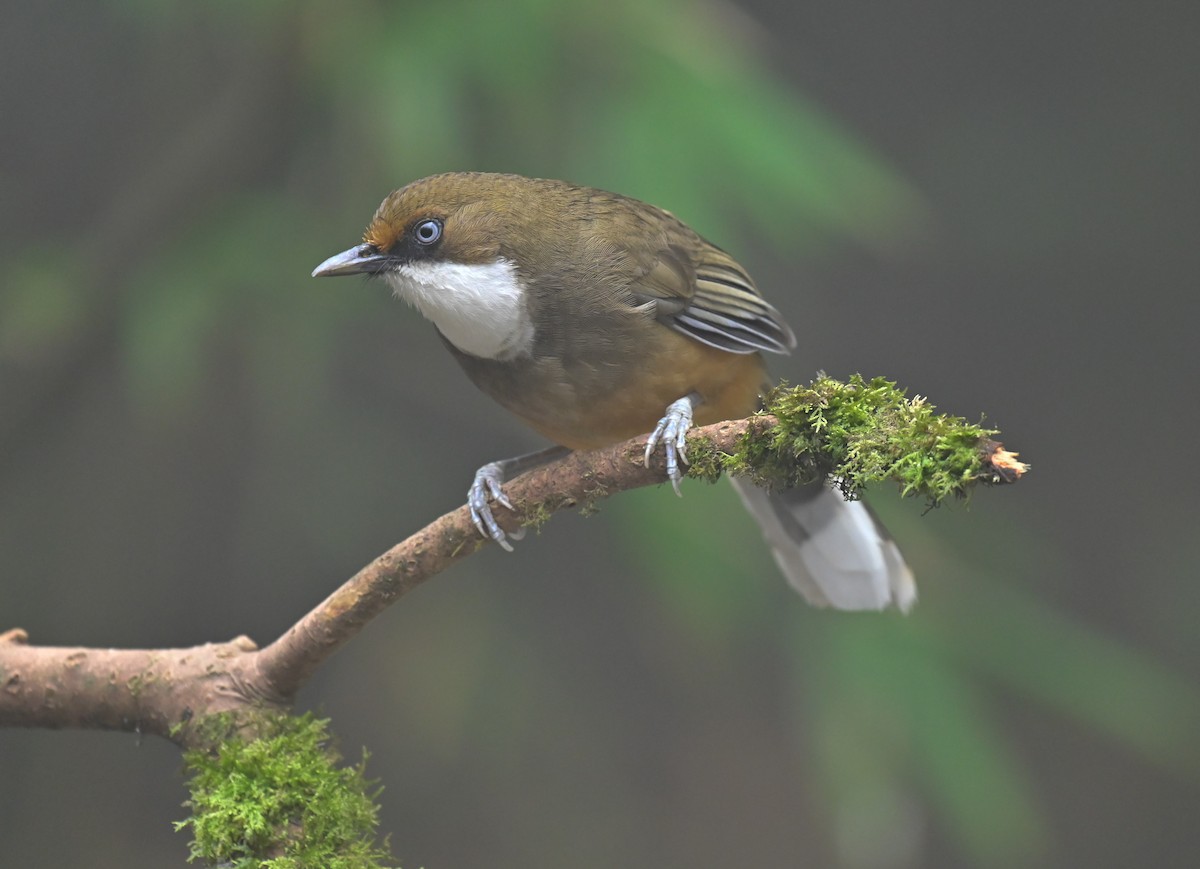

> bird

[{"left": 313, "top": 172, "right": 915, "bottom": 611}]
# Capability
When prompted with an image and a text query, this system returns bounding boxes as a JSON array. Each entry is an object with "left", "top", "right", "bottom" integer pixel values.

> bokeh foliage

[{"left": 2, "top": 1, "right": 1197, "bottom": 867}]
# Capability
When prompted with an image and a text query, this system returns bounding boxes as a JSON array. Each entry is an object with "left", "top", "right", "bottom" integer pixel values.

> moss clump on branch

[
  {"left": 177, "top": 712, "right": 393, "bottom": 868},
  {"left": 708, "top": 374, "right": 1026, "bottom": 503}
]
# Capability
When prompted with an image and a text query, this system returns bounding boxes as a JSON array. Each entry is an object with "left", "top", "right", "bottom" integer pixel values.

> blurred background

[{"left": 2, "top": 1, "right": 1197, "bottom": 866}]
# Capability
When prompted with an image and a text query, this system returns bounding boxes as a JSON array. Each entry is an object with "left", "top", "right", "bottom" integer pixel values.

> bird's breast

[{"left": 447, "top": 321, "right": 768, "bottom": 451}]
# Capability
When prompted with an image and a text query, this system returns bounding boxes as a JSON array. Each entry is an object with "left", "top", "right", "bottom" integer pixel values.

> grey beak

[{"left": 311, "top": 244, "right": 391, "bottom": 277}]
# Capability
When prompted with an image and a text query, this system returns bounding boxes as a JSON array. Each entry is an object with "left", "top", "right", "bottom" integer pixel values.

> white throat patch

[{"left": 384, "top": 258, "right": 533, "bottom": 360}]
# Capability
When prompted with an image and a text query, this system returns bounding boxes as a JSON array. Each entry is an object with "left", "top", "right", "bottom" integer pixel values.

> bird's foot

[
  {"left": 467, "top": 446, "right": 572, "bottom": 550},
  {"left": 468, "top": 462, "right": 525, "bottom": 552},
  {"left": 644, "top": 394, "right": 699, "bottom": 496}
]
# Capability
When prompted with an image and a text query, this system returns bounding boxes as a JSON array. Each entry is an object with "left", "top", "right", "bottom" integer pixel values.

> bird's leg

[
  {"left": 468, "top": 445, "right": 572, "bottom": 551},
  {"left": 644, "top": 392, "right": 703, "bottom": 497}
]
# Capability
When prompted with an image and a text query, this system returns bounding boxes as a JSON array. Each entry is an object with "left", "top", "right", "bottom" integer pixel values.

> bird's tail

[{"left": 729, "top": 476, "right": 916, "bottom": 612}]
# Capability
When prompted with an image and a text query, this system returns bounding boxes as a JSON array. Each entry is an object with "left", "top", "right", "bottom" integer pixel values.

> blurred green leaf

[
  {"left": 0, "top": 256, "right": 87, "bottom": 364},
  {"left": 938, "top": 573, "right": 1200, "bottom": 778},
  {"left": 118, "top": 195, "right": 351, "bottom": 417},
  {"left": 802, "top": 615, "right": 1046, "bottom": 866},
  {"left": 610, "top": 482, "right": 780, "bottom": 650}
]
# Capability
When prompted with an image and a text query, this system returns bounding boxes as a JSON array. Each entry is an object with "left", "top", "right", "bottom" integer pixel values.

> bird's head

[{"left": 313, "top": 173, "right": 558, "bottom": 360}]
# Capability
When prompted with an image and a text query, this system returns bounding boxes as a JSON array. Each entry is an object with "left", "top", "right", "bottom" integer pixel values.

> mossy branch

[
  {"left": 254, "top": 376, "right": 1025, "bottom": 701},
  {"left": 1, "top": 374, "right": 1027, "bottom": 736},
  {"left": 699, "top": 374, "right": 1027, "bottom": 501},
  {"left": 1, "top": 374, "right": 1025, "bottom": 866}
]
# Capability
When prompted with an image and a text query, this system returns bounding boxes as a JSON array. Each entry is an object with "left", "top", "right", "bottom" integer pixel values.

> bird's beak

[{"left": 311, "top": 244, "right": 391, "bottom": 277}]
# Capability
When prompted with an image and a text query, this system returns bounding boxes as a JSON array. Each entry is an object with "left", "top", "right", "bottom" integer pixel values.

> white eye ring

[{"left": 414, "top": 219, "right": 442, "bottom": 246}]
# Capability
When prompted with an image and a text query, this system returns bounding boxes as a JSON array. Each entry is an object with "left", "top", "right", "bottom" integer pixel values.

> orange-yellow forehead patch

[{"left": 362, "top": 218, "right": 402, "bottom": 252}]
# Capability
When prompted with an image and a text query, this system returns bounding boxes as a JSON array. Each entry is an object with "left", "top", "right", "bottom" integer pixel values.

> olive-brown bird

[{"left": 313, "top": 172, "right": 914, "bottom": 611}]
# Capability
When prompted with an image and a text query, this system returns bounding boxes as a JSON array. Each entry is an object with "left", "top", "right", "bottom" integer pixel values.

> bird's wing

[{"left": 631, "top": 244, "right": 796, "bottom": 356}]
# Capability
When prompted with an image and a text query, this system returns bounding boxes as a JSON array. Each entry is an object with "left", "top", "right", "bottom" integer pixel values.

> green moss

[
  {"left": 520, "top": 495, "right": 564, "bottom": 530},
  {"left": 694, "top": 374, "right": 1018, "bottom": 505},
  {"left": 680, "top": 434, "right": 725, "bottom": 484},
  {"left": 176, "top": 712, "right": 394, "bottom": 868},
  {"left": 577, "top": 474, "right": 610, "bottom": 516}
]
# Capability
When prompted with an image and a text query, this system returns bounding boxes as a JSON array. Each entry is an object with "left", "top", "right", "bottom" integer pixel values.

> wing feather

[
  {"left": 676, "top": 309, "right": 794, "bottom": 354},
  {"left": 675, "top": 249, "right": 796, "bottom": 354},
  {"left": 626, "top": 234, "right": 796, "bottom": 356}
]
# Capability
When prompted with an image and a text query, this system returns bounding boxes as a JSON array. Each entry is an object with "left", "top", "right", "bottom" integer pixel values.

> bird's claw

[
  {"left": 644, "top": 396, "right": 696, "bottom": 496},
  {"left": 468, "top": 462, "right": 522, "bottom": 551}
]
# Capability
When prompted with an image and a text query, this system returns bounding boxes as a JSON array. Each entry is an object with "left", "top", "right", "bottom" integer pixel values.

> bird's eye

[{"left": 413, "top": 218, "right": 442, "bottom": 246}]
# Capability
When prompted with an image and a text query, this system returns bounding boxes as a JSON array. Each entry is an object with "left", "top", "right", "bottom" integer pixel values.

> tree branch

[
  {"left": 0, "top": 629, "right": 272, "bottom": 742},
  {"left": 1, "top": 377, "right": 1027, "bottom": 864},
  {"left": 253, "top": 419, "right": 726, "bottom": 697},
  {"left": 1, "top": 377, "right": 1027, "bottom": 744}
]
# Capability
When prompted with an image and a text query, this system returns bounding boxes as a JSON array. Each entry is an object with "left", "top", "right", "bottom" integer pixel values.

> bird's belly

[{"left": 503, "top": 338, "right": 769, "bottom": 451}]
